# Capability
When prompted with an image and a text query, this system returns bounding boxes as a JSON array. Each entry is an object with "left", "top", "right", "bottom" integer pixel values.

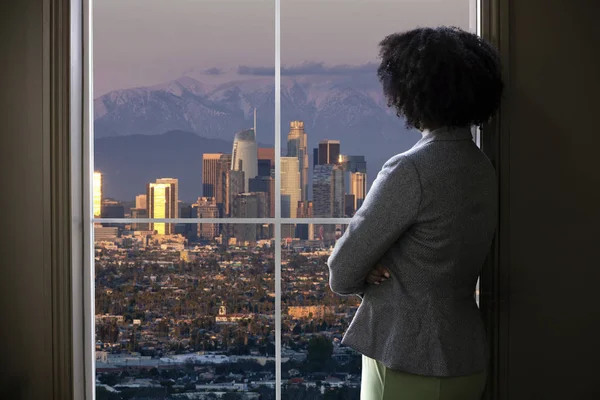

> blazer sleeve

[{"left": 327, "top": 155, "right": 422, "bottom": 295}]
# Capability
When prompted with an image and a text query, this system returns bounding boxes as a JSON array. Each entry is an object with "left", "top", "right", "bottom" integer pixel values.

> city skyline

[{"left": 94, "top": 119, "right": 367, "bottom": 218}]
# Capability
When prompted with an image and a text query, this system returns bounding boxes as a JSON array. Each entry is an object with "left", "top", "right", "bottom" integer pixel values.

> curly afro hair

[{"left": 377, "top": 26, "right": 503, "bottom": 131}]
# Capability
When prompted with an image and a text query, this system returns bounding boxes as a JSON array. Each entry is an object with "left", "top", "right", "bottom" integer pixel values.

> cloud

[{"left": 237, "top": 62, "right": 378, "bottom": 76}]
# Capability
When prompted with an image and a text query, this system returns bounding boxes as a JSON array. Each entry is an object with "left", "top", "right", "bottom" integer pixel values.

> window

[{"left": 90, "top": 1, "right": 479, "bottom": 399}]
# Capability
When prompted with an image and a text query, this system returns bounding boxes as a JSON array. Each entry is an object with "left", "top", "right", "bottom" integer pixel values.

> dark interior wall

[
  {"left": 0, "top": 0, "right": 53, "bottom": 399},
  {"left": 501, "top": 1, "right": 600, "bottom": 399}
]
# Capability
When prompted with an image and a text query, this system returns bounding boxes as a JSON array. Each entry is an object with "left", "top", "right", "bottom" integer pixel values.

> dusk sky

[{"left": 94, "top": 0, "right": 471, "bottom": 96}]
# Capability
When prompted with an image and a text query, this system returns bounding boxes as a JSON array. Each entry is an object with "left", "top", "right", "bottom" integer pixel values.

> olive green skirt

[{"left": 360, "top": 355, "right": 486, "bottom": 400}]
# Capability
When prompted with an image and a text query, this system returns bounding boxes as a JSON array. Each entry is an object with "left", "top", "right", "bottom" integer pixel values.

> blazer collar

[{"left": 414, "top": 126, "right": 474, "bottom": 147}]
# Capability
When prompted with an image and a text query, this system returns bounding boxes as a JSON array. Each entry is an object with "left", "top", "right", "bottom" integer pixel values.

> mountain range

[{"left": 94, "top": 69, "right": 422, "bottom": 202}]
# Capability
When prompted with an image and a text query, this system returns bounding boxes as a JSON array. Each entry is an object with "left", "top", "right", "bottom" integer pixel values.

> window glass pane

[
  {"left": 280, "top": 224, "right": 362, "bottom": 398},
  {"left": 93, "top": 0, "right": 275, "bottom": 220},
  {"left": 280, "top": 0, "right": 471, "bottom": 222},
  {"left": 95, "top": 223, "right": 275, "bottom": 399}
]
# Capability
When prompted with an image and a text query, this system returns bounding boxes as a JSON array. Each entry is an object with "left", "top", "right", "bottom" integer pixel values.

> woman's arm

[{"left": 327, "top": 155, "right": 422, "bottom": 295}]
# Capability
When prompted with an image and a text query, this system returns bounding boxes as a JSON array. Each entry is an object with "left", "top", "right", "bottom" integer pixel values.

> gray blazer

[{"left": 328, "top": 126, "right": 497, "bottom": 377}]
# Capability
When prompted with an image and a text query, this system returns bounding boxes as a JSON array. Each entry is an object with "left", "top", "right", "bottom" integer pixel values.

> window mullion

[{"left": 274, "top": 0, "right": 282, "bottom": 398}]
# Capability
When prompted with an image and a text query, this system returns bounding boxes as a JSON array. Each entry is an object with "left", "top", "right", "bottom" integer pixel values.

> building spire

[{"left": 253, "top": 107, "right": 257, "bottom": 140}]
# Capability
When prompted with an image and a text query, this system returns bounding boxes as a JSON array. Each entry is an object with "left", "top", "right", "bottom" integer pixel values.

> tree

[{"left": 307, "top": 335, "right": 333, "bottom": 366}]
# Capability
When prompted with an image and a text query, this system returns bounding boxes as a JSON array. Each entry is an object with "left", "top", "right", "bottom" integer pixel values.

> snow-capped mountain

[{"left": 94, "top": 73, "right": 416, "bottom": 148}]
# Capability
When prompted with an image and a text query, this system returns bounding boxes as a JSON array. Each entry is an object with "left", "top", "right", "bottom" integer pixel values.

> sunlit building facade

[
  {"left": 280, "top": 157, "right": 301, "bottom": 219},
  {"left": 93, "top": 171, "right": 102, "bottom": 217},
  {"left": 350, "top": 171, "right": 367, "bottom": 211},
  {"left": 155, "top": 178, "right": 179, "bottom": 219},
  {"left": 147, "top": 180, "right": 178, "bottom": 235}
]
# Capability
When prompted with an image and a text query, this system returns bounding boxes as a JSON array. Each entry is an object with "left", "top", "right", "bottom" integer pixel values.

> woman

[{"left": 327, "top": 27, "right": 502, "bottom": 400}]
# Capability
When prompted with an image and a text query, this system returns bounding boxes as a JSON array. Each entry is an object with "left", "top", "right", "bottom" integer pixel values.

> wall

[
  {"left": 500, "top": 1, "right": 600, "bottom": 399},
  {"left": 0, "top": 0, "right": 54, "bottom": 399}
]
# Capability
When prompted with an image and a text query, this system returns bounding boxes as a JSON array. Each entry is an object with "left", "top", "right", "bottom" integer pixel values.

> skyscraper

[
  {"left": 339, "top": 155, "right": 367, "bottom": 174},
  {"left": 339, "top": 155, "right": 367, "bottom": 192},
  {"left": 203, "top": 153, "right": 223, "bottom": 198},
  {"left": 101, "top": 199, "right": 125, "bottom": 229},
  {"left": 313, "top": 164, "right": 345, "bottom": 218},
  {"left": 131, "top": 207, "right": 149, "bottom": 231},
  {"left": 332, "top": 165, "right": 345, "bottom": 217},
  {"left": 296, "top": 201, "right": 314, "bottom": 240},
  {"left": 147, "top": 179, "right": 178, "bottom": 235},
  {"left": 225, "top": 170, "right": 245, "bottom": 217},
  {"left": 135, "top": 194, "right": 147, "bottom": 210},
  {"left": 155, "top": 178, "right": 179, "bottom": 219},
  {"left": 280, "top": 157, "right": 301, "bottom": 218},
  {"left": 232, "top": 192, "right": 268, "bottom": 243},
  {"left": 287, "top": 121, "right": 309, "bottom": 202},
  {"left": 203, "top": 153, "right": 232, "bottom": 216},
  {"left": 258, "top": 148, "right": 275, "bottom": 177},
  {"left": 249, "top": 175, "right": 275, "bottom": 218},
  {"left": 147, "top": 183, "right": 171, "bottom": 235},
  {"left": 317, "top": 140, "right": 341, "bottom": 165},
  {"left": 93, "top": 171, "right": 102, "bottom": 217},
  {"left": 231, "top": 128, "right": 258, "bottom": 192},
  {"left": 101, "top": 199, "right": 125, "bottom": 219},
  {"left": 345, "top": 194, "right": 356, "bottom": 217},
  {"left": 197, "top": 197, "right": 219, "bottom": 240},
  {"left": 350, "top": 171, "right": 367, "bottom": 211}
]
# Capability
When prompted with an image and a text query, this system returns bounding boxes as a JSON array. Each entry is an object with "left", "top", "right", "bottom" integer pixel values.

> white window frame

[{"left": 74, "top": 1, "right": 486, "bottom": 399}]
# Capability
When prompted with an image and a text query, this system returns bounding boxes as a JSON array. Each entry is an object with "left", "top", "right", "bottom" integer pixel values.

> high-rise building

[
  {"left": 339, "top": 155, "right": 367, "bottom": 193},
  {"left": 281, "top": 157, "right": 301, "bottom": 218},
  {"left": 176, "top": 203, "right": 195, "bottom": 237},
  {"left": 203, "top": 153, "right": 232, "bottom": 217},
  {"left": 147, "top": 180, "right": 178, "bottom": 235},
  {"left": 332, "top": 166, "right": 345, "bottom": 217},
  {"left": 312, "top": 164, "right": 345, "bottom": 218},
  {"left": 101, "top": 199, "right": 124, "bottom": 218},
  {"left": 197, "top": 197, "right": 219, "bottom": 240},
  {"left": 131, "top": 208, "right": 149, "bottom": 231},
  {"left": 287, "top": 121, "right": 309, "bottom": 202},
  {"left": 258, "top": 148, "right": 275, "bottom": 178},
  {"left": 203, "top": 153, "right": 222, "bottom": 198},
  {"left": 232, "top": 192, "right": 268, "bottom": 243},
  {"left": 296, "top": 201, "right": 314, "bottom": 240},
  {"left": 339, "top": 155, "right": 367, "bottom": 174},
  {"left": 317, "top": 140, "right": 341, "bottom": 165},
  {"left": 93, "top": 172, "right": 102, "bottom": 217},
  {"left": 101, "top": 199, "right": 125, "bottom": 228},
  {"left": 249, "top": 175, "right": 275, "bottom": 218},
  {"left": 231, "top": 129, "right": 258, "bottom": 192},
  {"left": 155, "top": 178, "right": 179, "bottom": 219},
  {"left": 313, "top": 165, "right": 333, "bottom": 218},
  {"left": 297, "top": 201, "right": 313, "bottom": 219},
  {"left": 225, "top": 170, "right": 245, "bottom": 217},
  {"left": 345, "top": 194, "right": 356, "bottom": 217},
  {"left": 350, "top": 171, "right": 368, "bottom": 211},
  {"left": 135, "top": 194, "right": 147, "bottom": 210}
]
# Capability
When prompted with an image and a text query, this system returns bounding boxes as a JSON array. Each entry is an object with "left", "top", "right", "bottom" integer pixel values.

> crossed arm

[{"left": 327, "top": 155, "right": 422, "bottom": 295}]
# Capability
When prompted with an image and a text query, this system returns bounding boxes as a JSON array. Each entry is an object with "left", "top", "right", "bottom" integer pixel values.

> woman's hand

[{"left": 365, "top": 264, "right": 390, "bottom": 285}]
